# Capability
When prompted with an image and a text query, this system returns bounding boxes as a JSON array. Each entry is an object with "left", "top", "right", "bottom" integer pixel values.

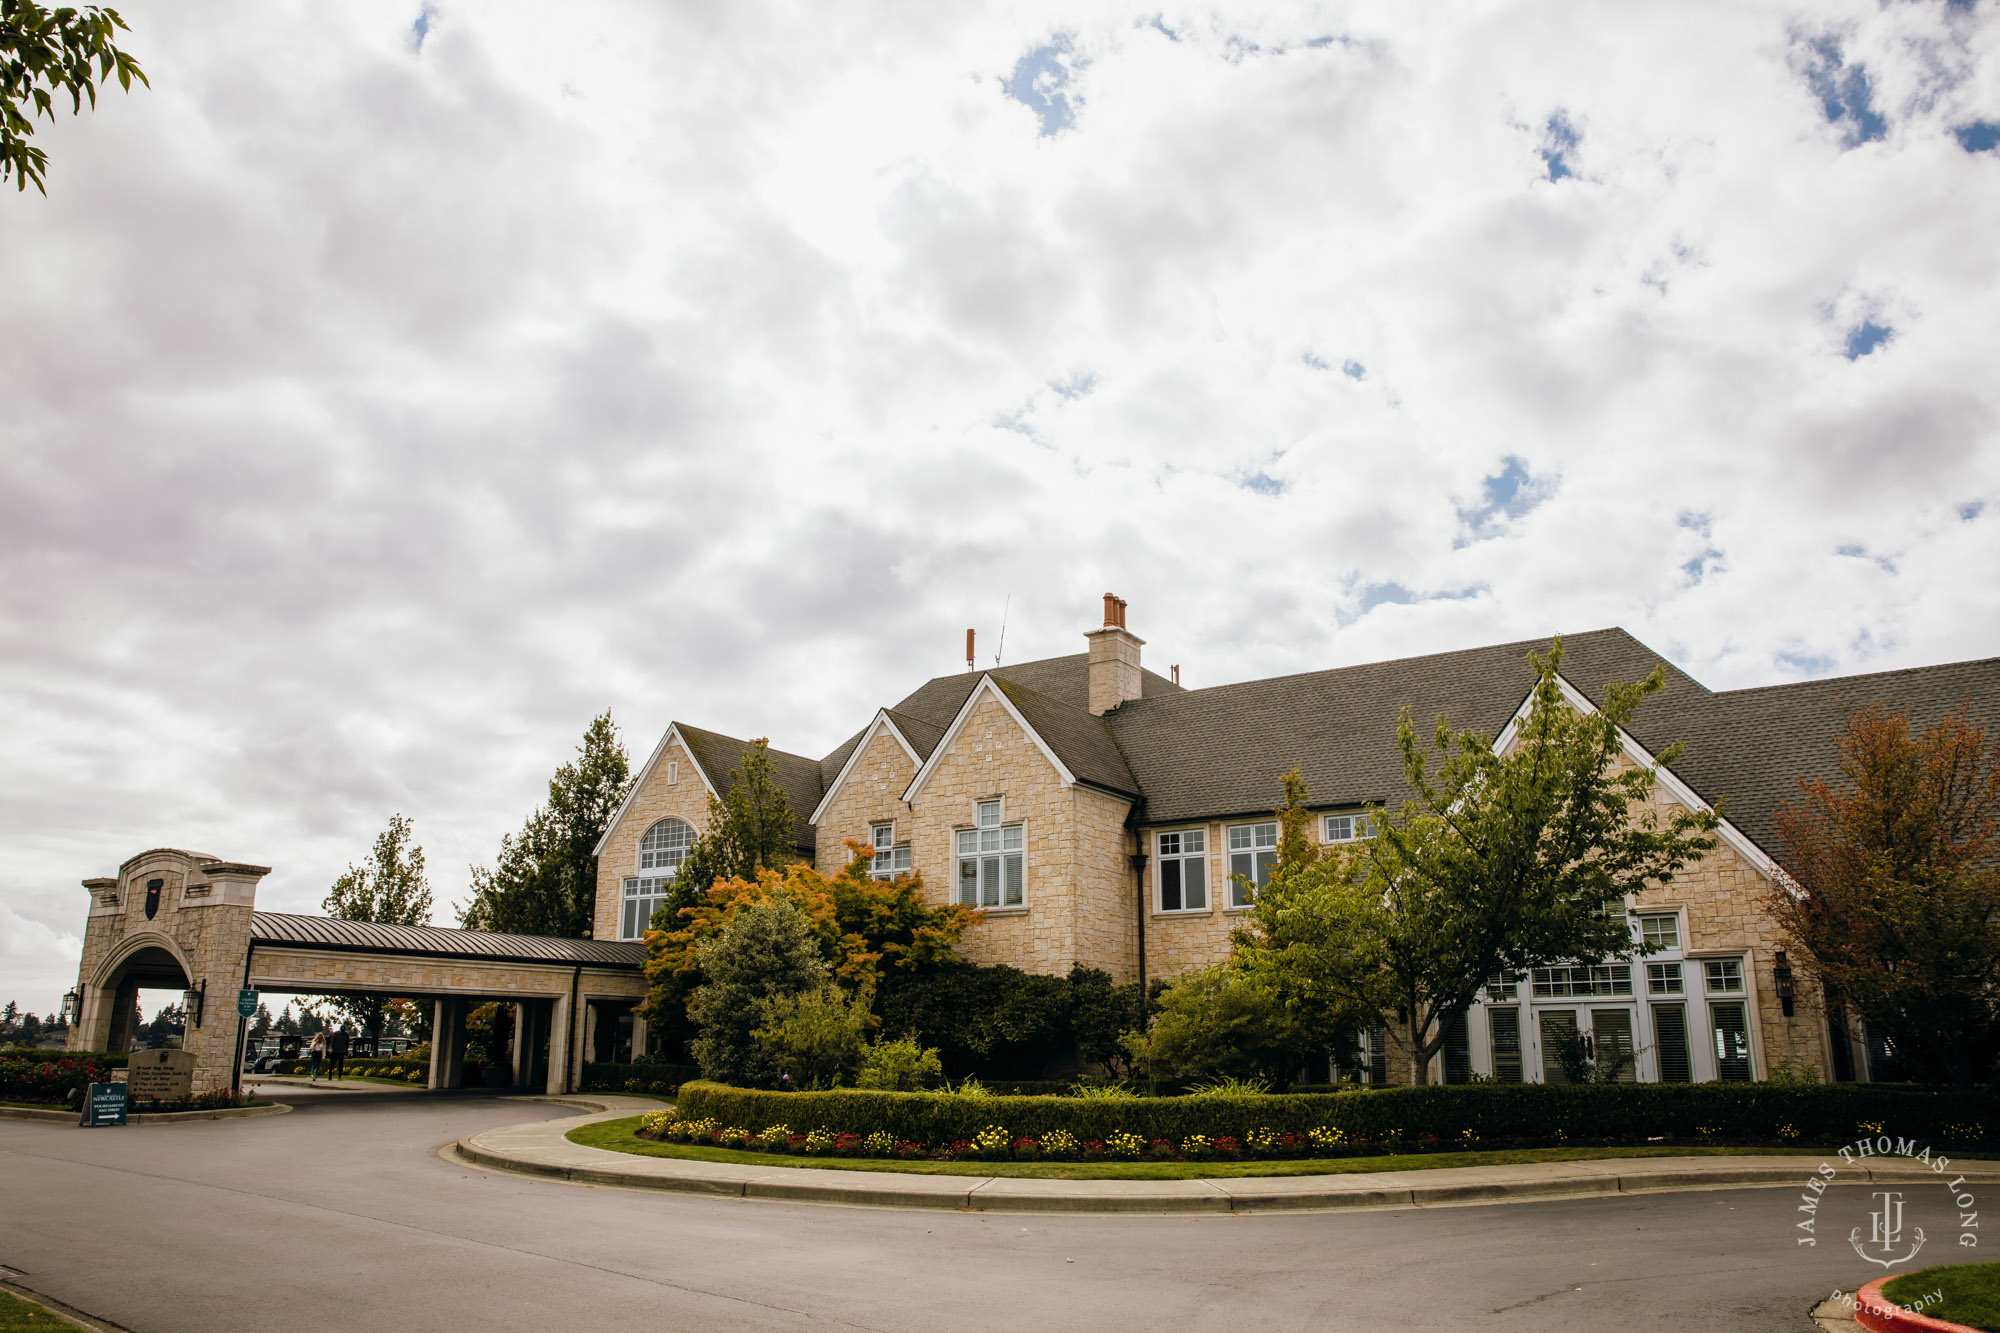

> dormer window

[
  {"left": 871, "top": 822, "right": 912, "bottom": 880},
  {"left": 1323, "top": 813, "right": 1375, "bottom": 843},
  {"left": 956, "top": 800, "right": 1024, "bottom": 908}
]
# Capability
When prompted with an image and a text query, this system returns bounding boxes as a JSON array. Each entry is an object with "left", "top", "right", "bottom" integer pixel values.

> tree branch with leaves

[{"left": 2, "top": 0, "right": 146, "bottom": 194}]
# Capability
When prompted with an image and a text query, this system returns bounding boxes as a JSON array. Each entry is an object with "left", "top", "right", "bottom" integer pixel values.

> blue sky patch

[
  {"left": 1539, "top": 111, "right": 1580, "bottom": 181},
  {"left": 1342, "top": 359, "right": 1366, "bottom": 380},
  {"left": 1843, "top": 319, "right": 1892, "bottom": 360},
  {"left": 1050, "top": 371, "right": 1096, "bottom": 400},
  {"left": 1800, "top": 37, "right": 1888, "bottom": 148},
  {"left": 1960, "top": 501, "right": 1985, "bottom": 521},
  {"left": 1678, "top": 512, "right": 1723, "bottom": 585},
  {"left": 1458, "top": 456, "right": 1555, "bottom": 541},
  {"left": 1005, "top": 37, "right": 1077, "bottom": 136},
  {"left": 1955, "top": 120, "right": 2000, "bottom": 154},
  {"left": 1240, "top": 471, "right": 1286, "bottom": 496},
  {"left": 1300, "top": 351, "right": 1329, "bottom": 370},
  {"left": 411, "top": 5, "right": 434, "bottom": 50}
]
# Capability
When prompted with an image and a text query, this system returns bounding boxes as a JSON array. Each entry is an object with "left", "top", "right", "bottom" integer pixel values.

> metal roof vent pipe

[{"left": 1085, "top": 593, "right": 1144, "bottom": 715}]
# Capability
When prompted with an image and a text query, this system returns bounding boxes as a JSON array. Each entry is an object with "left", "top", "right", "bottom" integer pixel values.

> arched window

[
  {"left": 622, "top": 818, "right": 696, "bottom": 939},
  {"left": 639, "top": 817, "right": 694, "bottom": 874}
]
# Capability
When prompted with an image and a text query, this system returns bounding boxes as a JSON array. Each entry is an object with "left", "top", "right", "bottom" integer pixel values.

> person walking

[
  {"left": 308, "top": 1031, "right": 326, "bottom": 1082},
  {"left": 328, "top": 1027, "right": 350, "bottom": 1082}
]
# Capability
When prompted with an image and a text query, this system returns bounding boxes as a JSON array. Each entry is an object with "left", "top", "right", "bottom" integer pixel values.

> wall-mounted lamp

[
  {"left": 1773, "top": 950, "right": 1796, "bottom": 1018},
  {"left": 182, "top": 979, "right": 206, "bottom": 1030},
  {"left": 59, "top": 988, "right": 80, "bottom": 1027}
]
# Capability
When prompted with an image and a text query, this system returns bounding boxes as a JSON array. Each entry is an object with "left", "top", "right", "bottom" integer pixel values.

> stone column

[
  {"left": 429, "top": 998, "right": 467, "bottom": 1090},
  {"left": 629, "top": 1007, "right": 648, "bottom": 1063},
  {"left": 545, "top": 992, "right": 571, "bottom": 1096},
  {"left": 510, "top": 1003, "right": 531, "bottom": 1088}
]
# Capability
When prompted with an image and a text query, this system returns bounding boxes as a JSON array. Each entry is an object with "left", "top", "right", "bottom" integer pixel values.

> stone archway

[
  {"left": 83, "top": 932, "right": 196, "bottom": 1054},
  {"left": 70, "top": 849, "right": 270, "bottom": 1094}
]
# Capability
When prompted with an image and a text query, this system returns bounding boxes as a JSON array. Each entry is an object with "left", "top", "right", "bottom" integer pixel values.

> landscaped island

[{"left": 606, "top": 1080, "right": 1999, "bottom": 1168}]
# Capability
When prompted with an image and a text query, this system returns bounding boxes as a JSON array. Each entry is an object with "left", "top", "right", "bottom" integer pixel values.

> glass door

[{"left": 1538, "top": 1010, "right": 1579, "bottom": 1083}]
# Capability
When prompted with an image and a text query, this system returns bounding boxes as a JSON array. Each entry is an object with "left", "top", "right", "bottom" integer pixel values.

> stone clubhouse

[{"left": 67, "top": 596, "right": 2000, "bottom": 1093}]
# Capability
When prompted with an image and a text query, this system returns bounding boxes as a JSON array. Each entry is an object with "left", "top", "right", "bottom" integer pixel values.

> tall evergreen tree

[
  {"left": 321, "top": 813, "right": 433, "bottom": 1041},
  {"left": 458, "top": 711, "right": 633, "bottom": 938}
]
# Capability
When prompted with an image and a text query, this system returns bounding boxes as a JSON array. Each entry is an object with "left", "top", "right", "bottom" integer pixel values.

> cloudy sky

[{"left": 4, "top": 0, "right": 1998, "bottom": 1012}]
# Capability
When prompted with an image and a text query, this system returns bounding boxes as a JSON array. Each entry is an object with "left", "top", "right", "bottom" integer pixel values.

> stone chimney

[{"left": 1085, "top": 593, "right": 1144, "bottom": 715}]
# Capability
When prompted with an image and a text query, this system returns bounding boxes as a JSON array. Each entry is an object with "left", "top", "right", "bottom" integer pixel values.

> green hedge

[
  {"left": 583, "top": 1061, "right": 700, "bottom": 1095},
  {"left": 0, "top": 1046, "right": 127, "bottom": 1068},
  {"left": 674, "top": 1080, "right": 1999, "bottom": 1152}
]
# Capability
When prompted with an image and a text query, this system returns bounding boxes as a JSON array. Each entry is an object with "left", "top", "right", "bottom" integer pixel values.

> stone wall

[
  {"left": 814, "top": 724, "right": 919, "bottom": 875},
  {"left": 594, "top": 735, "right": 714, "bottom": 943}
]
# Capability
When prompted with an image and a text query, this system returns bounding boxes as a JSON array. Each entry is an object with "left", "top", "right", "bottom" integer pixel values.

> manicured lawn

[
  {"left": 1883, "top": 1262, "right": 2000, "bottom": 1332},
  {"left": 0, "top": 1289, "right": 75, "bottom": 1331},
  {"left": 566, "top": 1116, "right": 1828, "bottom": 1180}
]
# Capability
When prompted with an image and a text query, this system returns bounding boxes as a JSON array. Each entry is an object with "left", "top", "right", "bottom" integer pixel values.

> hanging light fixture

[{"left": 1773, "top": 950, "right": 1796, "bottom": 1018}]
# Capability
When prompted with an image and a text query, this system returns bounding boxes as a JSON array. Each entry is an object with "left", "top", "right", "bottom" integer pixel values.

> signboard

[
  {"left": 125, "top": 1048, "right": 196, "bottom": 1106},
  {"left": 81, "top": 1082, "right": 127, "bottom": 1127},
  {"left": 237, "top": 988, "right": 258, "bottom": 1018}
]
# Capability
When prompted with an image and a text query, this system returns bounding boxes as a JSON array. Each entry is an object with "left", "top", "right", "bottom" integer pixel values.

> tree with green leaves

[
  {"left": 1766, "top": 704, "right": 2000, "bottom": 1089},
  {"left": 1120, "top": 965, "right": 1305, "bottom": 1090},
  {"left": 459, "top": 711, "right": 632, "bottom": 939},
  {"left": 321, "top": 812, "right": 434, "bottom": 1042},
  {"left": 660, "top": 740, "right": 798, "bottom": 930},
  {"left": 1236, "top": 639, "right": 1720, "bottom": 1084},
  {"left": 2, "top": 1, "right": 146, "bottom": 194},
  {"left": 688, "top": 895, "right": 827, "bottom": 1087}
]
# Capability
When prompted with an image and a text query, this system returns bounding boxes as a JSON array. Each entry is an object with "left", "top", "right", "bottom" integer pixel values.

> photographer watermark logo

[
  {"left": 1853, "top": 1190, "right": 1924, "bottom": 1267},
  {"left": 1795, "top": 1134, "right": 1979, "bottom": 1262}
]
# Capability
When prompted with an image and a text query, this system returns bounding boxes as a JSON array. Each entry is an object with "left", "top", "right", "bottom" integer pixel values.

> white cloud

[{"left": 3, "top": 0, "right": 1998, "bottom": 994}]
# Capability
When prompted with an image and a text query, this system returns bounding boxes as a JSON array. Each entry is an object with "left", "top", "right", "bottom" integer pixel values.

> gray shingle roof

[
  {"left": 668, "top": 625, "right": 1998, "bottom": 877},
  {"left": 674, "top": 723, "right": 823, "bottom": 854},
  {"left": 1652, "top": 656, "right": 2000, "bottom": 860},
  {"left": 252, "top": 912, "right": 646, "bottom": 967},
  {"left": 1105, "top": 628, "right": 1694, "bottom": 826}
]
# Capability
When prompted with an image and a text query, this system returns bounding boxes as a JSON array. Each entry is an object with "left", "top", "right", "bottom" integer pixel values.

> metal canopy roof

[{"left": 250, "top": 912, "right": 647, "bottom": 969}]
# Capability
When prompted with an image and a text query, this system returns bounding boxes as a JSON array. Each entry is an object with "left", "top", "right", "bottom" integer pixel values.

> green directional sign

[
  {"left": 237, "top": 988, "right": 258, "bottom": 1018},
  {"left": 82, "top": 1082, "right": 127, "bottom": 1127}
]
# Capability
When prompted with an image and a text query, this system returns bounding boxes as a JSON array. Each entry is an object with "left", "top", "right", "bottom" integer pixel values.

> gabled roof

[
  {"left": 993, "top": 678, "right": 1138, "bottom": 795},
  {"left": 675, "top": 723, "right": 823, "bottom": 853},
  {"left": 809, "top": 709, "right": 924, "bottom": 824},
  {"left": 1103, "top": 628, "right": 1708, "bottom": 826},
  {"left": 1655, "top": 655, "right": 2000, "bottom": 861}
]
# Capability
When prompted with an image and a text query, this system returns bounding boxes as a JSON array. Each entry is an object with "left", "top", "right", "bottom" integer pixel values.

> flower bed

[
  {"left": 669, "top": 1079, "right": 1997, "bottom": 1159},
  {"left": 0, "top": 1052, "right": 123, "bottom": 1104}
]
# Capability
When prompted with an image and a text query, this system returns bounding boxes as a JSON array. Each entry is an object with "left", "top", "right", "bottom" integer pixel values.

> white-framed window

[
  {"left": 667, "top": 760, "right": 680, "bottom": 786},
  {"left": 1484, "top": 971, "right": 1521, "bottom": 1001},
  {"left": 955, "top": 799, "right": 1023, "bottom": 908},
  {"left": 1156, "top": 829, "right": 1208, "bottom": 912},
  {"left": 1530, "top": 964, "right": 1633, "bottom": 998},
  {"left": 1323, "top": 813, "right": 1375, "bottom": 843},
  {"left": 1703, "top": 958, "right": 1745, "bottom": 995},
  {"left": 870, "top": 822, "right": 911, "bottom": 880},
  {"left": 1710, "top": 1000, "right": 1753, "bottom": 1080},
  {"left": 1638, "top": 914, "right": 1680, "bottom": 952},
  {"left": 1227, "top": 821, "right": 1278, "bottom": 907},
  {"left": 1647, "top": 961, "right": 1684, "bottom": 995},
  {"left": 639, "top": 817, "right": 695, "bottom": 875},
  {"left": 620, "top": 876, "right": 670, "bottom": 940}
]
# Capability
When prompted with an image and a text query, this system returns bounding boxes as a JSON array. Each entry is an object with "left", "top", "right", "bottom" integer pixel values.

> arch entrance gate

[{"left": 69, "top": 849, "right": 649, "bottom": 1096}]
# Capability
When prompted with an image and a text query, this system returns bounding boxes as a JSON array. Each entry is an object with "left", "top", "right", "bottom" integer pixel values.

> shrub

[
  {"left": 674, "top": 1079, "right": 2000, "bottom": 1153},
  {"left": 581, "top": 1061, "right": 699, "bottom": 1095},
  {"left": 1068, "top": 1080, "right": 1136, "bottom": 1099},
  {"left": 689, "top": 896, "right": 828, "bottom": 1088},
  {"left": 854, "top": 1036, "right": 944, "bottom": 1092},
  {"left": 752, "top": 986, "right": 871, "bottom": 1089},
  {"left": 1122, "top": 968, "right": 1305, "bottom": 1089}
]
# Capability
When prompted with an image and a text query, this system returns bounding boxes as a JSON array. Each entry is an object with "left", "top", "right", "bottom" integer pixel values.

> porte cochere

[{"left": 69, "top": 848, "right": 649, "bottom": 1095}]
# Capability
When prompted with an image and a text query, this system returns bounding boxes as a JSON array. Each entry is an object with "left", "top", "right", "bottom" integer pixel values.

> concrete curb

[
  {"left": 0, "top": 1101, "right": 290, "bottom": 1125},
  {"left": 1853, "top": 1275, "right": 1982, "bottom": 1333},
  {"left": 451, "top": 1101, "right": 2000, "bottom": 1215}
]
